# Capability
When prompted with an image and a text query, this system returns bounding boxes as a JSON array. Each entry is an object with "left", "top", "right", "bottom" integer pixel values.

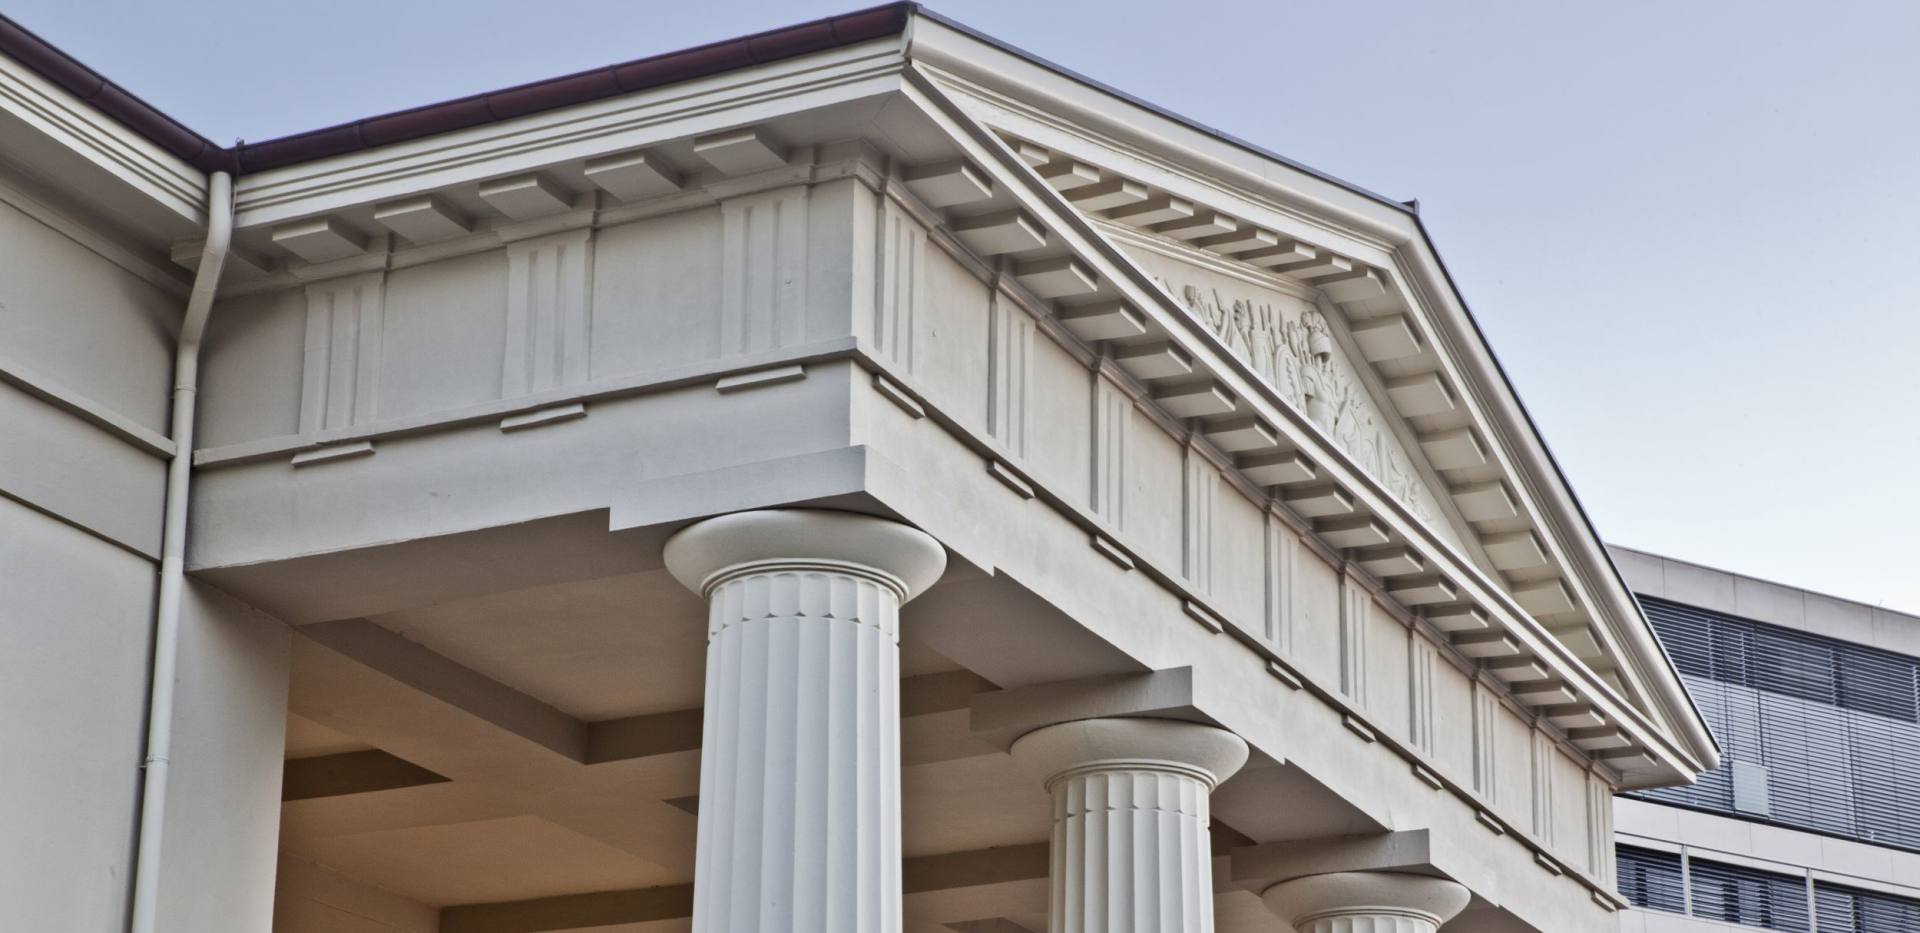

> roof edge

[
  {"left": 0, "top": 3, "right": 916, "bottom": 178},
  {"left": 908, "top": 7, "right": 1415, "bottom": 219},
  {"left": 0, "top": 12, "right": 227, "bottom": 171}
]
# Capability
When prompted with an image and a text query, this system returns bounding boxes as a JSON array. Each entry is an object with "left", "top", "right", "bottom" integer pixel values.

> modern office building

[
  {"left": 1610, "top": 547, "right": 1920, "bottom": 933},
  {"left": 1, "top": 5, "right": 1724, "bottom": 933}
]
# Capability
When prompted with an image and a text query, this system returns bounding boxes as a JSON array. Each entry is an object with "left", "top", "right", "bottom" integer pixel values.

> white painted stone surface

[
  {"left": 664, "top": 510, "right": 947, "bottom": 933},
  {"left": 1009, "top": 718, "right": 1249, "bottom": 933},
  {"left": 0, "top": 12, "right": 1733, "bottom": 929},
  {"left": 1260, "top": 871, "right": 1470, "bottom": 933}
]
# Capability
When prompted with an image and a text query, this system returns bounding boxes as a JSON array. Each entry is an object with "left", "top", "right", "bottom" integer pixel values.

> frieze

[{"left": 1155, "top": 273, "right": 1445, "bottom": 530}]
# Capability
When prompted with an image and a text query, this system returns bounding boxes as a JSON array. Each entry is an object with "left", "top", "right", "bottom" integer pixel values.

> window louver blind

[
  {"left": 1688, "top": 858, "right": 1810, "bottom": 932},
  {"left": 1616, "top": 845, "right": 1685, "bottom": 913},
  {"left": 1816, "top": 881, "right": 1920, "bottom": 933},
  {"left": 1632, "top": 597, "right": 1920, "bottom": 851}
]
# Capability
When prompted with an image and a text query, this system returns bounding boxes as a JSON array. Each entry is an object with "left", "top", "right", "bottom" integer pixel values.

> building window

[
  {"left": 1815, "top": 882, "right": 1920, "bottom": 933},
  {"left": 1632, "top": 597, "right": 1920, "bottom": 851},
  {"left": 1688, "top": 858, "right": 1809, "bottom": 932},
  {"left": 1617, "top": 845, "right": 1686, "bottom": 913}
]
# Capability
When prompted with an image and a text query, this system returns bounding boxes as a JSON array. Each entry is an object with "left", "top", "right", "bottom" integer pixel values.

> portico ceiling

[{"left": 275, "top": 542, "right": 1402, "bottom": 931}]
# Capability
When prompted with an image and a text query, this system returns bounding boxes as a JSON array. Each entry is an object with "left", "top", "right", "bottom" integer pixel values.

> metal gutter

[
  {"left": 0, "top": 13, "right": 227, "bottom": 170},
  {"left": 0, "top": 3, "right": 1413, "bottom": 215},
  {"left": 0, "top": 1, "right": 1409, "bottom": 218},
  {"left": 0, "top": 5, "right": 914, "bottom": 175},
  {"left": 130, "top": 170, "right": 232, "bottom": 933}
]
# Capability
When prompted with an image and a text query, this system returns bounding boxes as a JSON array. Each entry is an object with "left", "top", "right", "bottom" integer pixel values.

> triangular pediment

[
  {"left": 896, "top": 29, "right": 1717, "bottom": 783},
  {"left": 1115, "top": 239, "right": 1471, "bottom": 553}
]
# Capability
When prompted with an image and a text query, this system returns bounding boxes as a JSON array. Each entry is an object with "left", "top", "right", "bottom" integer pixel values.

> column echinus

[
  {"left": 663, "top": 509, "right": 948, "bottom": 933},
  {"left": 1261, "top": 871, "right": 1471, "bottom": 933},
  {"left": 1009, "top": 717, "right": 1251, "bottom": 933}
]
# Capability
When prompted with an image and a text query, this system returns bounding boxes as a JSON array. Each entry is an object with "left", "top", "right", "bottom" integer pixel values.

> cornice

[
  {"left": 0, "top": 52, "right": 204, "bottom": 222},
  {"left": 897, "top": 67, "right": 1706, "bottom": 787},
  {"left": 1393, "top": 232, "right": 1720, "bottom": 772},
  {"left": 230, "top": 43, "right": 909, "bottom": 229},
  {"left": 902, "top": 38, "right": 1714, "bottom": 778}
]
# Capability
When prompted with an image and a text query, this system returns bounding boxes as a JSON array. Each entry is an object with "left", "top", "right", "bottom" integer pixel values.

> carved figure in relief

[
  {"left": 1182, "top": 285, "right": 1225, "bottom": 343},
  {"left": 1251, "top": 303, "right": 1281, "bottom": 386},
  {"left": 1297, "top": 311, "right": 1339, "bottom": 430},
  {"left": 1226, "top": 296, "right": 1255, "bottom": 362},
  {"left": 1159, "top": 274, "right": 1432, "bottom": 521}
]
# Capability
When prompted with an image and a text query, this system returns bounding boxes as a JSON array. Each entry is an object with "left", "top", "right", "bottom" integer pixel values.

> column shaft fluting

[
  {"left": 1048, "top": 763, "right": 1217, "bottom": 933},
  {"left": 664, "top": 510, "right": 947, "bottom": 933},
  {"left": 694, "top": 567, "right": 901, "bottom": 933},
  {"left": 1010, "top": 717, "right": 1249, "bottom": 933},
  {"left": 1260, "top": 871, "right": 1471, "bottom": 933}
]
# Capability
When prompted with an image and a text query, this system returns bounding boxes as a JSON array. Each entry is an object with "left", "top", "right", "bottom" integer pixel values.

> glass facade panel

[
  {"left": 1816, "top": 881, "right": 1920, "bottom": 933},
  {"left": 1633, "top": 597, "right": 1920, "bottom": 852},
  {"left": 1688, "top": 858, "right": 1809, "bottom": 932},
  {"left": 1616, "top": 845, "right": 1686, "bottom": 913}
]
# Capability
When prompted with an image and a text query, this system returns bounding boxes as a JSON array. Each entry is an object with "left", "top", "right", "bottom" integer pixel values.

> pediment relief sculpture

[{"left": 1156, "top": 273, "right": 1450, "bottom": 536}]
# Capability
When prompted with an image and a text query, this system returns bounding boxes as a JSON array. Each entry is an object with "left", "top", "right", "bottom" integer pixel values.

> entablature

[{"left": 156, "top": 11, "right": 1708, "bottom": 789}]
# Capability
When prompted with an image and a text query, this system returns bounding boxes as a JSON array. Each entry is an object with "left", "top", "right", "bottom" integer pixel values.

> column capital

[
  {"left": 663, "top": 509, "right": 947, "bottom": 600},
  {"left": 669, "top": 509, "right": 941, "bottom": 933},
  {"left": 1013, "top": 717, "right": 1248, "bottom": 933},
  {"left": 1260, "top": 871, "right": 1470, "bottom": 933},
  {"left": 1009, "top": 717, "right": 1249, "bottom": 791}
]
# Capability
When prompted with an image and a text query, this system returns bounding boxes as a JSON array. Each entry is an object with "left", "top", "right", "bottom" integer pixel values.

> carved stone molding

[
  {"left": 1009, "top": 717, "right": 1249, "bottom": 933},
  {"left": 720, "top": 186, "right": 810, "bottom": 357},
  {"left": 299, "top": 271, "right": 386, "bottom": 433},
  {"left": 1155, "top": 274, "right": 1436, "bottom": 524},
  {"left": 1260, "top": 871, "right": 1470, "bottom": 933},
  {"left": 502, "top": 228, "right": 594, "bottom": 397}
]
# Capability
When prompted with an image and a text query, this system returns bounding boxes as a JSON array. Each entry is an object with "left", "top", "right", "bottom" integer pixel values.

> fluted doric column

[
  {"left": 1008, "top": 717, "right": 1249, "bottom": 933},
  {"left": 663, "top": 509, "right": 947, "bottom": 933},
  {"left": 1260, "top": 871, "right": 1471, "bottom": 933}
]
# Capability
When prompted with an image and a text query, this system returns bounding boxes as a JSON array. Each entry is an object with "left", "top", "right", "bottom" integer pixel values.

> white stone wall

[
  {"left": 0, "top": 185, "right": 177, "bottom": 931},
  {"left": 0, "top": 148, "right": 293, "bottom": 933}
]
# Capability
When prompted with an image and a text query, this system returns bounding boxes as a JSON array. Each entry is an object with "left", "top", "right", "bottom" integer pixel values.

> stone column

[
  {"left": 663, "top": 509, "right": 947, "bottom": 933},
  {"left": 1260, "top": 871, "right": 1471, "bottom": 933},
  {"left": 1008, "top": 717, "right": 1250, "bottom": 933}
]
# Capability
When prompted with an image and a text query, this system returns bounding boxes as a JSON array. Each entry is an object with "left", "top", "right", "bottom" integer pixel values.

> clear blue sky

[{"left": 15, "top": 0, "right": 1920, "bottom": 611}]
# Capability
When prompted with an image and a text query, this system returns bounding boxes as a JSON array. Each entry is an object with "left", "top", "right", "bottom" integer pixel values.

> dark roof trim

[
  {"left": 0, "top": 2, "right": 1406, "bottom": 217},
  {"left": 0, "top": 13, "right": 228, "bottom": 171},
  {"left": 0, "top": 3, "right": 914, "bottom": 176},
  {"left": 909, "top": 8, "right": 1415, "bottom": 217},
  {"left": 226, "top": 3, "right": 912, "bottom": 174}
]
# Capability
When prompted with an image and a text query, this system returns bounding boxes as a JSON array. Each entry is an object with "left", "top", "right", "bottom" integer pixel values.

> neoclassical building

[{"left": 0, "top": 5, "right": 1718, "bottom": 932}]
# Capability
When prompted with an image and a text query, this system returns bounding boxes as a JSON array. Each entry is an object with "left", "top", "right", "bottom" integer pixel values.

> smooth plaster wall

[
  {"left": 0, "top": 495, "right": 154, "bottom": 931},
  {"left": 153, "top": 580, "right": 291, "bottom": 933},
  {"left": 0, "top": 195, "right": 178, "bottom": 432},
  {"left": 0, "top": 182, "right": 180, "bottom": 930},
  {"left": 0, "top": 187, "right": 175, "bottom": 556}
]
